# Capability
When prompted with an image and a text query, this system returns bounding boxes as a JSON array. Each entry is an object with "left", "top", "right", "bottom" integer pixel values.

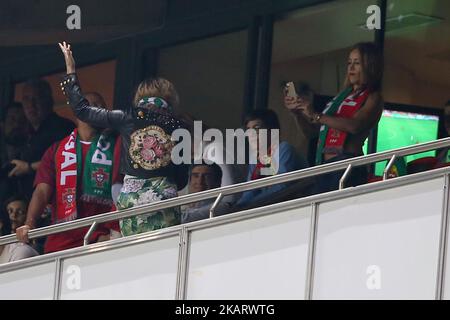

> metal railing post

[
  {"left": 83, "top": 221, "right": 98, "bottom": 246},
  {"left": 52, "top": 258, "right": 62, "bottom": 300},
  {"left": 339, "top": 164, "right": 353, "bottom": 190},
  {"left": 305, "top": 202, "right": 319, "bottom": 300},
  {"left": 177, "top": 227, "right": 190, "bottom": 300},
  {"left": 383, "top": 154, "right": 397, "bottom": 180},
  {"left": 209, "top": 193, "right": 224, "bottom": 218},
  {"left": 436, "top": 174, "right": 450, "bottom": 299}
]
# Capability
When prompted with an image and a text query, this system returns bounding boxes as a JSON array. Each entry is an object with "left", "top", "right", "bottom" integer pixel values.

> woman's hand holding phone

[
  {"left": 284, "top": 82, "right": 300, "bottom": 111},
  {"left": 284, "top": 82, "right": 315, "bottom": 120}
]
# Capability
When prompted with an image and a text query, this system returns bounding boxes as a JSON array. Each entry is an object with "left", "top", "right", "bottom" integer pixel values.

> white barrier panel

[
  {"left": 59, "top": 236, "right": 180, "bottom": 299},
  {"left": 186, "top": 206, "right": 311, "bottom": 299},
  {"left": 0, "top": 262, "right": 55, "bottom": 300},
  {"left": 313, "top": 177, "right": 445, "bottom": 299}
]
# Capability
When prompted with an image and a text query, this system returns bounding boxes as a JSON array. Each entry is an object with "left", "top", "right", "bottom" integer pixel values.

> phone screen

[{"left": 285, "top": 82, "right": 297, "bottom": 98}]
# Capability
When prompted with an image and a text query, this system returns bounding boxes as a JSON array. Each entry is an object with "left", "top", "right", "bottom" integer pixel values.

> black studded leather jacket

[{"left": 60, "top": 73, "right": 188, "bottom": 189}]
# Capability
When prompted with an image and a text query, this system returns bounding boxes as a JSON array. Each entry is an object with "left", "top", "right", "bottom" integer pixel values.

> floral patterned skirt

[{"left": 117, "top": 175, "right": 180, "bottom": 236}]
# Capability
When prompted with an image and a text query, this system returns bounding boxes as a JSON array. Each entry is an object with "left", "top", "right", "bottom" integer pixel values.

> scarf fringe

[{"left": 80, "top": 194, "right": 114, "bottom": 206}]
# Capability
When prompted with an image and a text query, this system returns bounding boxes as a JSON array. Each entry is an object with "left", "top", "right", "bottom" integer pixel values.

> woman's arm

[
  {"left": 58, "top": 42, "right": 126, "bottom": 129},
  {"left": 300, "top": 91, "right": 383, "bottom": 134},
  {"left": 284, "top": 96, "right": 319, "bottom": 138},
  {"left": 16, "top": 183, "right": 53, "bottom": 243}
]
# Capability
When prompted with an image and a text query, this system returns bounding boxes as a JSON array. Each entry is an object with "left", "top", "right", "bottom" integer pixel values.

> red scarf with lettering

[{"left": 55, "top": 129, "right": 117, "bottom": 223}]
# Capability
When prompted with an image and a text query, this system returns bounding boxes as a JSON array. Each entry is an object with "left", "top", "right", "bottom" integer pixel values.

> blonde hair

[{"left": 133, "top": 77, "right": 179, "bottom": 108}]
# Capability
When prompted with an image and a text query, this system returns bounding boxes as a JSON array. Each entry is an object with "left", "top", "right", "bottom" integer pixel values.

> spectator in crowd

[
  {"left": 0, "top": 102, "right": 30, "bottom": 206},
  {"left": 235, "top": 109, "right": 308, "bottom": 209},
  {"left": 8, "top": 78, "right": 74, "bottom": 199},
  {"left": 58, "top": 41, "right": 188, "bottom": 237},
  {"left": 0, "top": 102, "right": 29, "bottom": 166},
  {"left": 5, "top": 196, "right": 28, "bottom": 233},
  {"left": 285, "top": 42, "right": 384, "bottom": 193},
  {"left": 181, "top": 163, "right": 229, "bottom": 223},
  {"left": 0, "top": 210, "right": 11, "bottom": 238},
  {"left": 436, "top": 100, "right": 450, "bottom": 164},
  {"left": 177, "top": 112, "right": 243, "bottom": 211},
  {"left": 1, "top": 206, "right": 38, "bottom": 265},
  {"left": 16, "top": 92, "right": 121, "bottom": 253},
  {"left": 3, "top": 195, "right": 45, "bottom": 253}
]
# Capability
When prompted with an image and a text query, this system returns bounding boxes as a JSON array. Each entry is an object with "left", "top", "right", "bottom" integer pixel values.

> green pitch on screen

[{"left": 363, "top": 110, "right": 439, "bottom": 176}]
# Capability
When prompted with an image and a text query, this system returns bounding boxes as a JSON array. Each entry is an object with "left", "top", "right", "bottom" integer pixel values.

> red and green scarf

[
  {"left": 315, "top": 87, "right": 369, "bottom": 165},
  {"left": 55, "top": 129, "right": 115, "bottom": 223}
]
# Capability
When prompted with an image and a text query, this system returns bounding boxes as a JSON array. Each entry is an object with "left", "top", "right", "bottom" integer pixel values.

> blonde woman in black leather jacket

[{"left": 59, "top": 42, "right": 188, "bottom": 236}]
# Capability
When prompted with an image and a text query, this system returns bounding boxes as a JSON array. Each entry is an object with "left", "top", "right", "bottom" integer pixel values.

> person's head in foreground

[
  {"left": 188, "top": 163, "right": 222, "bottom": 193},
  {"left": 244, "top": 109, "right": 280, "bottom": 153},
  {"left": 5, "top": 196, "right": 28, "bottom": 233},
  {"left": 133, "top": 77, "right": 179, "bottom": 113},
  {"left": 21, "top": 78, "right": 54, "bottom": 129}
]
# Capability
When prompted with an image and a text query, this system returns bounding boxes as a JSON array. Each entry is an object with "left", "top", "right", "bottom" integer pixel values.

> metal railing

[{"left": 1, "top": 137, "right": 449, "bottom": 247}]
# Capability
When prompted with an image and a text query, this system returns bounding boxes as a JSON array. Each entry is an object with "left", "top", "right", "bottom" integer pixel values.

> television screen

[{"left": 363, "top": 109, "right": 440, "bottom": 176}]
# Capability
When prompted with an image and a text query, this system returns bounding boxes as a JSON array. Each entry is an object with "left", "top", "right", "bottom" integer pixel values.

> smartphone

[
  {"left": 285, "top": 82, "right": 297, "bottom": 98},
  {"left": 284, "top": 82, "right": 298, "bottom": 110}
]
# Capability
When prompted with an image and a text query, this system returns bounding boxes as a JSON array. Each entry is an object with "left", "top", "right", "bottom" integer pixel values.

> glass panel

[
  {"left": 383, "top": 0, "right": 450, "bottom": 109},
  {"left": 374, "top": 109, "right": 439, "bottom": 175},
  {"left": 14, "top": 60, "right": 117, "bottom": 122},
  {"left": 158, "top": 31, "right": 247, "bottom": 131},
  {"left": 60, "top": 236, "right": 180, "bottom": 300},
  {"left": 269, "top": 0, "right": 377, "bottom": 164},
  {"left": 187, "top": 206, "right": 311, "bottom": 299},
  {"left": 376, "top": 0, "right": 450, "bottom": 173}
]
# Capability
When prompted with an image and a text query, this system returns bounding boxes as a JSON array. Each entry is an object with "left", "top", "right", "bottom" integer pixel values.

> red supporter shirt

[{"left": 35, "top": 140, "right": 119, "bottom": 254}]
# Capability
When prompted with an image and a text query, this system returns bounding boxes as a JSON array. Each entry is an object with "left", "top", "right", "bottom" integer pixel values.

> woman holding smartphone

[
  {"left": 58, "top": 42, "right": 188, "bottom": 236},
  {"left": 284, "top": 42, "right": 384, "bottom": 193}
]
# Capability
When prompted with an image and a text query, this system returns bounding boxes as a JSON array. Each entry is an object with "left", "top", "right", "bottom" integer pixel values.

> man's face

[
  {"left": 246, "top": 119, "right": 265, "bottom": 151},
  {"left": 189, "top": 165, "right": 220, "bottom": 193},
  {"left": 7, "top": 200, "right": 27, "bottom": 232},
  {"left": 21, "top": 85, "right": 49, "bottom": 126}
]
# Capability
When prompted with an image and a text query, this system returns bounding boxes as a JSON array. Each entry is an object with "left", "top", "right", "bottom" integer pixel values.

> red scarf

[
  {"left": 323, "top": 89, "right": 369, "bottom": 155},
  {"left": 55, "top": 130, "right": 78, "bottom": 223},
  {"left": 251, "top": 147, "right": 272, "bottom": 180},
  {"left": 54, "top": 130, "right": 121, "bottom": 224}
]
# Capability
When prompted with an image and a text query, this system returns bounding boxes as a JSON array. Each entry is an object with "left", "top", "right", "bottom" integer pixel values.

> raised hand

[
  {"left": 58, "top": 41, "right": 76, "bottom": 74},
  {"left": 284, "top": 94, "right": 314, "bottom": 118},
  {"left": 284, "top": 95, "right": 301, "bottom": 111}
]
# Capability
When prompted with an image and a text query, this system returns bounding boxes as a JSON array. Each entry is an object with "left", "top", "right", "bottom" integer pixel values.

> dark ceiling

[{"left": 0, "top": 0, "right": 166, "bottom": 47}]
